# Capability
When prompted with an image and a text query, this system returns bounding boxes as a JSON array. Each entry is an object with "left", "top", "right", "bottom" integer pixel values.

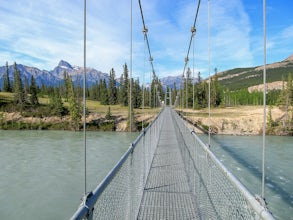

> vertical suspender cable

[
  {"left": 83, "top": 0, "right": 87, "bottom": 195},
  {"left": 129, "top": 0, "right": 133, "bottom": 132},
  {"left": 262, "top": 0, "right": 267, "bottom": 199},
  {"left": 142, "top": 34, "right": 146, "bottom": 128},
  {"left": 149, "top": 64, "right": 151, "bottom": 108},
  {"left": 208, "top": 0, "right": 211, "bottom": 147},
  {"left": 186, "top": 70, "right": 188, "bottom": 109},
  {"left": 192, "top": 34, "right": 195, "bottom": 110}
]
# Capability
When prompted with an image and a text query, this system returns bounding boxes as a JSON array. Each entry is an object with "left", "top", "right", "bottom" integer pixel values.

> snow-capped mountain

[
  {"left": 160, "top": 75, "right": 198, "bottom": 89},
  {"left": 0, "top": 60, "right": 110, "bottom": 89}
]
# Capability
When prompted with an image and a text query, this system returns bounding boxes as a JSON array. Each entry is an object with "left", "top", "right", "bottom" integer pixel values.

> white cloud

[
  {"left": 193, "top": 0, "right": 253, "bottom": 74},
  {"left": 281, "top": 25, "right": 293, "bottom": 40},
  {"left": 3, "top": 0, "right": 290, "bottom": 81}
]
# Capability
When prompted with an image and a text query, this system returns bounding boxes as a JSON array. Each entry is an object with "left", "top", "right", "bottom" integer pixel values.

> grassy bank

[{"left": 0, "top": 92, "right": 159, "bottom": 131}]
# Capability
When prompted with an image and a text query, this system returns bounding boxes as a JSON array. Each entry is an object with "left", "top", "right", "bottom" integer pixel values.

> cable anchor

[
  {"left": 142, "top": 27, "right": 148, "bottom": 35},
  {"left": 191, "top": 26, "right": 196, "bottom": 35}
]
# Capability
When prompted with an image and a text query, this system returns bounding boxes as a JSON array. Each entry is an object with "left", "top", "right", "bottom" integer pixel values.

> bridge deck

[{"left": 138, "top": 108, "right": 199, "bottom": 219}]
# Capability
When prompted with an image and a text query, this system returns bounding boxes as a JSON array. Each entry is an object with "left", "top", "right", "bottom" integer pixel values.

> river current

[
  {"left": 199, "top": 134, "right": 293, "bottom": 220},
  {"left": 0, "top": 130, "right": 292, "bottom": 219}
]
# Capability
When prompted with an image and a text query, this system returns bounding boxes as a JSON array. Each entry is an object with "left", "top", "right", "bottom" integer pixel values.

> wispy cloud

[{"left": 1, "top": 0, "right": 292, "bottom": 80}]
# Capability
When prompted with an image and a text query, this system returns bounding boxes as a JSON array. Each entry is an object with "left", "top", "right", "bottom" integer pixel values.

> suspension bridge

[
  {"left": 71, "top": 0, "right": 274, "bottom": 219},
  {"left": 71, "top": 106, "right": 274, "bottom": 219}
]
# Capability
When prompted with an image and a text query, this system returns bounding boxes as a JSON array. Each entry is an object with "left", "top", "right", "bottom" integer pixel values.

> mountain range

[
  {"left": 0, "top": 60, "right": 193, "bottom": 90},
  {"left": 0, "top": 54, "right": 292, "bottom": 91},
  {"left": 0, "top": 60, "right": 109, "bottom": 88}
]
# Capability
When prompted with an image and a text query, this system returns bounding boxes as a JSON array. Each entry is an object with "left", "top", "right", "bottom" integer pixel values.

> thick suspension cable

[
  {"left": 262, "top": 0, "right": 267, "bottom": 199},
  {"left": 83, "top": 0, "right": 87, "bottom": 195},
  {"left": 138, "top": 0, "right": 156, "bottom": 78},
  {"left": 179, "top": 0, "right": 201, "bottom": 114},
  {"left": 182, "top": 0, "right": 201, "bottom": 77}
]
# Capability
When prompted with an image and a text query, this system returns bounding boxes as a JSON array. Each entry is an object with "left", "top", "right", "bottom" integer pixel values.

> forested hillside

[{"left": 217, "top": 55, "right": 293, "bottom": 91}]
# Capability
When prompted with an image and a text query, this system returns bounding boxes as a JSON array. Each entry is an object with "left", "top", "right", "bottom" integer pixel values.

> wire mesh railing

[
  {"left": 171, "top": 109, "right": 275, "bottom": 220},
  {"left": 70, "top": 108, "right": 164, "bottom": 220}
]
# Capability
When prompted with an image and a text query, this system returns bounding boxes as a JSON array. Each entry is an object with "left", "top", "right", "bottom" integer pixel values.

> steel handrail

[
  {"left": 71, "top": 107, "right": 164, "bottom": 220},
  {"left": 172, "top": 108, "right": 274, "bottom": 220}
]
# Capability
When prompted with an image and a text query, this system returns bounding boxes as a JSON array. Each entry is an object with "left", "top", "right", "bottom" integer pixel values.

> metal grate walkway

[
  {"left": 138, "top": 108, "right": 199, "bottom": 219},
  {"left": 71, "top": 107, "right": 274, "bottom": 220}
]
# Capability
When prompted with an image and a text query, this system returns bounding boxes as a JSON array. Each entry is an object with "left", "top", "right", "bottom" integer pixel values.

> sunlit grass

[
  {"left": 0, "top": 92, "right": 161, "bottom": 117},
  {"left": 177, "top": 106, "right": 266, "bottom": 118},
  {"left": 0, "top": 92, "right": 13, "bottom": 102}
]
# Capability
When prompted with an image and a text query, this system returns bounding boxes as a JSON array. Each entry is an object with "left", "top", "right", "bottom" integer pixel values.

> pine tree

[
  {"left": 105, "top": 106, "right": 112, "bottom": 120},
  {"left": 127, "top": 79, "right": 137, "bottom": 132},
  {"left": 157, "top": 79, "right": 164, "bottom": 105},
  {"left": 150, "top": 77, "right": 163, "bottom": 108},
  {"left": 172, "top": 82, "right": 177, "bottom": 105},
  {"left": 278, "top": 75, "right": 291, "bottom": 125},
  {"left": 3, "top": 61, "right": 11, "bottom": 92},
  {"left": 121, "top": 64, "right": 129, "bottom": 106},
  {"left": 108, "top": 68, "right": 118, "bottom": 104},
  {"left": 13, "top": 62, "right": 25, "bottom": 106},
  {"left": 100, "top": 79, "right": 109, "bottom": 105},
  {"left": 278, "top": 75, "right": 287, "bottom": 107},
  {"left": 196, "top": 81, "right": 207, "bottom": 108},
  {"left": 132, "top": 78, "right": 142, "bottom": 108},
  {"left": 23, "top": 75, "right": 30, "bottom": 103},
  {"left": 142, "top": 86, "right": 149, "bottom": 107},
  {"left": 288, "top": 73, "right": 293, "bottom": 106},
  {"left": 29, "top": 75, "right": 39, "bottom": 106},
  {"left": 151, "top": 77, "right": 159, "bottom": 108},
  {"left": 197, "top": 71, "right": 201, "bottom": 83},
  {"left": 286, "top": 73, "right": 293, "bottom": 123},
  {"left": 68, "top": 77, "right": 81, "bottom": 130},
  {"left": 118, "top": 74, "right": 123, "bottom": 105},
  {"left": 63, "top": 71, "right": 70, "bottom": 102},
  {"left": 184, "top": 67, "right": 193, "bottom": 108},
  {"left": 49, "top": 87, "right": 64, "bottom": 116},
  {"left": 89, "top": 81, "right": 99, "bottom": 100},
  {"left": 210, "top": 68, "right": 222, "bottom": 107}
]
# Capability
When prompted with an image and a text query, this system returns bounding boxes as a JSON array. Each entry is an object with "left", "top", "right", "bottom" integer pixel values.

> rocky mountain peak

[{"left": 57, "top": 60, "right": 73, "bottom": 69}]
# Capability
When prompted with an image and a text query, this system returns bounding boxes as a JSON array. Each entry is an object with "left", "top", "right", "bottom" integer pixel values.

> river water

[
  {"left": 199, "top": 134, "right": 293, "bottom": 220},
  {"left": 0, "top": 131, "right": 292, "bottom": 219},
  {"left": 0, "top": 130, "right": 138, "bottom": 220}
]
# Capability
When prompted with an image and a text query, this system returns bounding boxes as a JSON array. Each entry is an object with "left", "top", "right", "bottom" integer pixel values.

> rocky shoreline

[
  {"left": 1, "top": 106, "right": 292, "bottom": 135},
  {"left": 0, "top": 112, "right": 156, "bottom": 131},
  {"left": 178, "top": 106, "right": 292, "bottom": 136}
]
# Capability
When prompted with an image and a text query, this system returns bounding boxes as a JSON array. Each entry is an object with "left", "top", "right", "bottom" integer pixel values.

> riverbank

[
  {"left": 0, "top": 110, "right": 157, "bottom": 131},
  {"left": 178, "top": 106, "right": 292, "bottom": 136},
  {"left": 1, "top": 106, "right": 292, "bottom": 135},
  {"left": 0, "top": 92, "right": 160, "bottom": 131}
]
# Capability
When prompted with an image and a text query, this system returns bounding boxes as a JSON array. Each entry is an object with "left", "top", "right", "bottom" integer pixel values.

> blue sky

[{"left": 0, "top": 0, "right": 292, "bottom": 81}]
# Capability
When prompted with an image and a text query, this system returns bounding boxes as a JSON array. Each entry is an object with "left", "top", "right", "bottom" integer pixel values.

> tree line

[
  {"left": 2, "top": 61, "right": 292, "bottom": 115},
  {"left": 1, "top": 62, "right": 165, "bottom": 130},
  {"left": 174, "top": 67, "right": 293, "bottom": 109}
]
